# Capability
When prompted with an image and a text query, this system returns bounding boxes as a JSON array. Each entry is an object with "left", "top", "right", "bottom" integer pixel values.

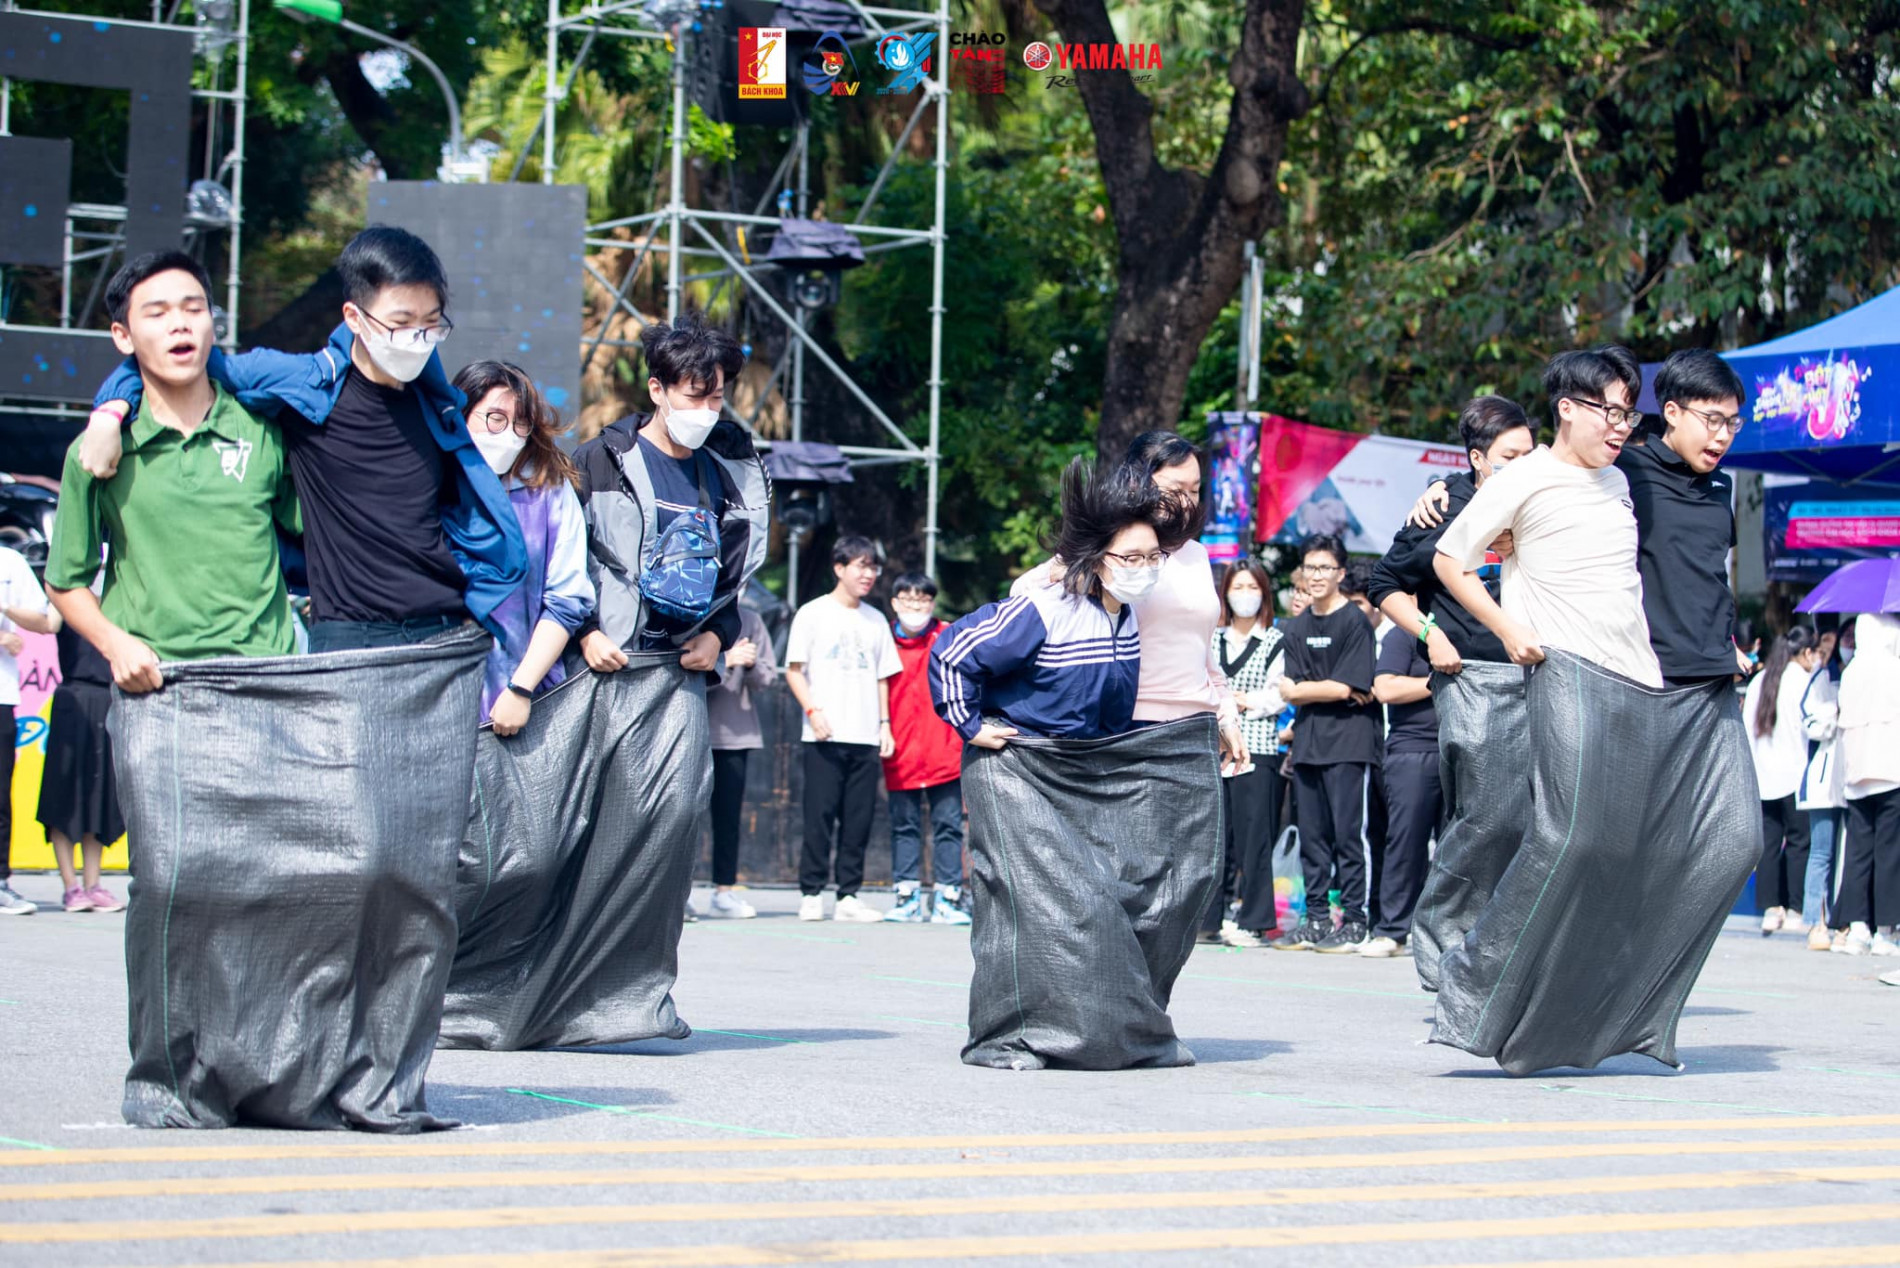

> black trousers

[
  {"left": 1756, "top": 793, "right": 1811, "bottom": 914},
  {"left": 1837, "top": 788, "right": 1900, "bottom": 929},
  {"left": 801, "top": 741, "right": 881, "bottom": 897},
  {"left": 1204, "top": 763, "right": 1285, "bottom": 934},
  {"left": 1377, "top": 748, "right": 1442, "bottom": 940},
  {"left": 709, "top": 748, "right": 750, "bottom": 887},
  {"left": 1292, "top": 761, "right": 1371, "bottom": 921},
  {"left": 0, "top": 703, "right": 12, "bottom": 881}
]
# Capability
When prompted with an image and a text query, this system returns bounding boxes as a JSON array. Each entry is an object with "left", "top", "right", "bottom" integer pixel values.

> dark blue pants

[
  {"left": 889, "top": 779, "right": 965, "bottom": 888},
  {"left": 307, "top": 613, "right": 464, "bottom": 653}
]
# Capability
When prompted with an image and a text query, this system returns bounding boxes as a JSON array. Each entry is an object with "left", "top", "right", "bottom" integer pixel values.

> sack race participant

[
  {"left": 932, "top": 460, "right": 1213, "bottom": 1071},
  {"left": 50, "top": 251, "right": 488, "bottom": 1129},
  {"left": 1369, "top": 397, "right": 1536, "bottom": 984},
  {"left": 1428, "top": 347, "right": 1757, "bottom": 1075},
  {"left": 556, "top": 314, "right": 768, "bottom": 1032},
  {"left": 441, "top": 657, "right": 708, "bottom": 1048}
]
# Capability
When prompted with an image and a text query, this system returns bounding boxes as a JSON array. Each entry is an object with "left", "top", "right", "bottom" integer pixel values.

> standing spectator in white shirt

[
  {"left": 0, "top": 545, "right": 63, "bottom": 915},
  {"left": 1744, "top": 626, "right": 1821, "bottom": 936}
]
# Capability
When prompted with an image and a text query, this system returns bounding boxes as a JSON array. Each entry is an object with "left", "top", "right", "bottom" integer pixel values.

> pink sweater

[
  {"left": 1010, "top": 538, "right": 1235, "bottom": 724},
  {"left": 1130, "top": 539, "right": 1235, "bottom": 723}
]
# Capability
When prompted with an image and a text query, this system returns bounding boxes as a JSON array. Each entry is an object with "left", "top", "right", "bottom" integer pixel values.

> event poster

[
  {"left": 1201, "top": 412, "right": 1260, "bottom": 563},
  {"left": 7, "top": 629, "right": 127, "bottom": 871},
  {"left": 1762, "top": 474, "right": 1900, "bottom": 583},
  {"left": 1255, "top": 414, "right": 1465, "bottom": 555},
  {"left": 1726, "top": 344, "right": 1900, "bottom": 460}
]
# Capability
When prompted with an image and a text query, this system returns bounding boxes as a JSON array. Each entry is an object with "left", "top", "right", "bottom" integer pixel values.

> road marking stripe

[
  {"left": 8, "top": 1138, "right": 1899, "bottom": 1203},
  {"left": 11, "top": 1114, "right": 1900, "bottom": 1169},
  {"left": 1450, "top": 1249, "right": 1900, "bottom": 1268},
  {"left": 7, "top": 1166, "right": 1900, "bottom": 1244},
  {"left": 148, "top": 1202, "right": 1900, "bottom": 1267}
]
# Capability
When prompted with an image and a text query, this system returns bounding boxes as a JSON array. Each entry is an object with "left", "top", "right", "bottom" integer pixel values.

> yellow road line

[
  {"left": 1453, "top": 1249, "right": 1900, "bottom": 1268},
  {"left": 4, "top": 1166, "right": 1897, "bottom": 1244},
  {"left": 8, "top": 1138, "right": 1899, "bottom": 1203},
  {"left": 8, "top": 1113, "right": 1900, "bottom": 1169},
  {"left": 167, "top": 1202, "right": 1900, "bottom": 1267}
]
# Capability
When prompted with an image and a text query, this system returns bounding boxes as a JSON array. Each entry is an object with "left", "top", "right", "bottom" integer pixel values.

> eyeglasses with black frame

[
  {"left": 357, "top": 306, "right": 454, "bottom": 350},
  {"left": 1104, "top": 549, "right": 1171, "bottom": 568},
  {"left": 1674, "top": 403, "right": 1746, "bottom": 435},
  {"left": 475, "top": 410, "right": 533, "bottom": 438},
  {"left": 1566, "top": 396, "right": 1643, "bottom": 430}
]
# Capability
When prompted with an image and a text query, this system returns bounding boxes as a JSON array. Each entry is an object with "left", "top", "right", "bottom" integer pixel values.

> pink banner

[{"left": 1786, "top": 516, "right": 1900, "bottom": 550}]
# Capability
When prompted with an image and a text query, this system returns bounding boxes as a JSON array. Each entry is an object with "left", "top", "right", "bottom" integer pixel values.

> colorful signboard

[
  {"left": 1254, "top": 414, "right": 1466, "bottom": 555},
  {"left": 1763, "top": 475, "right": 1900, "bottom": 583}
]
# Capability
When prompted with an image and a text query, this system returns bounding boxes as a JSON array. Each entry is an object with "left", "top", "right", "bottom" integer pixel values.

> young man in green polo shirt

[{"left": 46, "top": 251, "right": 299, "bottom": 683}]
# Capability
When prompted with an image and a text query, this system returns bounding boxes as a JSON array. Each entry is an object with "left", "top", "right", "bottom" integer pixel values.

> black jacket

[{"left": 1366, "top": 470, "right": 1509, "bottom": 663}]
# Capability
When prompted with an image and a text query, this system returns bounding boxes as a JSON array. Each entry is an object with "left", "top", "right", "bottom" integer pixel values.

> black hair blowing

[
  {"left": 1051, "top": 459, "right": 1192, "bottom": 599},
  {"left": 1754, "top": 625, "right": 1819, "bottom": 739}
]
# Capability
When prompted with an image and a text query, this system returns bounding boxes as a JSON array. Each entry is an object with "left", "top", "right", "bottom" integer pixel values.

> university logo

[
  {"left": 952, "top": 45, "right": 1006, "bottom": 95},
  {"left": 738, "top": 27, "right": 787, "bottom": 100},
  {"left": 213, "top": 438, "right": 252, "bottom": 483},
  {"left": 801, "top": 31, "right": 861, "bottom": 96},
  {"left": 875, "top": 32, "right": 935, "bottom": 94}
]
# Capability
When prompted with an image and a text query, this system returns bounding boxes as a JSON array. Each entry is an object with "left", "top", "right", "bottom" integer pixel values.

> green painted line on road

[
  {"left": 1693, "top": 987, "right": 1797, "bottom": 1000},
  {"left": 694, "top": 1029, "right": 809, "bottom": 1045},
  {"left": 0, "top": 1136, "right": 58, "bottom": 1152},
  {"left": 1535, "top": 1084, "right": 1826, "bottom": 1117},
  {"left": 1237, "top": 1091, "right": 1496, "bottom": 1125},
  {"left": 1804, "top": 1065, "right": 1900, "bottom": 1081},
  {"left": 870, "top": 975, "right": 969, "bottom": 989},
  {"left": 501, "top": 1089, "right": 803, "bottom": 1139},
  {"left": 0, "top": 999, "right": 19, "bottom": 1005},
  {"left": 1183, "top": 972, "right": 1421, "bottom": 1001},
  {"left": 871, "top": 1014, "right": 965, "bottom": 1029},
  {"left": 692, "top": 927, "right": 859, "bottom": 945}
]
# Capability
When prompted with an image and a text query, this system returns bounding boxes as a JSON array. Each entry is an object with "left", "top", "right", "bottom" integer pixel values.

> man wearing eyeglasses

[{"left": 77, "top": 225, "right": 526, "bottom": 654}]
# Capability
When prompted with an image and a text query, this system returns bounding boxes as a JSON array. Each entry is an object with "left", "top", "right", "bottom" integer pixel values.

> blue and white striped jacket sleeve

[{"left": 929, "top": 596, "right": 1046, "bottom": 742}]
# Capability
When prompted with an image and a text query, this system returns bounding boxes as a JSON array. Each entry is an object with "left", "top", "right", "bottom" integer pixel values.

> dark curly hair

[
  {"left": 452, "top": 360, "right": 577, "bottom": 492},
  {"left": 1051, "top": 458, "right": 1194, "bottom": 599}
]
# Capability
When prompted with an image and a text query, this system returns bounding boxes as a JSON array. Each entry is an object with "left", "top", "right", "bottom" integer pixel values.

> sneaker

[
  {"left": 798, "top": 894, "right": 825, "bottom": 922},
  {"left": 1844, "top": 922, "right": 1874, "bottom": 956},
  {"left": 929, "top": 889, "right": 972, "bottom": 926},
  {"left": 1760, "top": 907, "right": 1784, "bottom": 936},
  {"left": 833, "top": 894, "right": 885, "bottom": 923},
  {"left": 1273, "top": 918, "right": 1328, "bottom": 950},
  {"left": 1809, "top": 923, "right": 1834, "bottom": 952},
  {"left": 1871, "top": 931, "right": 1899, "bottom": 957},
  {"left": 86, "top": 885, "right": 125, "bottom": 913},
  {"left": 1314, "top": 920, "right": 1369, "bottom": 954},
  {"left": 885, "top": 886, "right": 927, "bottom": 923},
  {"left": 0, "top": 884, "right": 36, "bottom": 916},
  {"left": 1830, "top": 928, "right": 1850, "bottom": 954},
  {"left": 1781, "top": 912, "right": 1809, "bottom": 936},
  {"left": 1219, "top": 920, "right": 1262, "bottom": 949},
  {"left": 708, "top": 890, "right": 756, "bottom": 920},
  {"left": 1881, "top": 968, "right": 1900, "bottom": 987},
  {"left": 683, "top": 895, "right": 700, "bottom": 923},
  {"left": 62, "top": 886, "right": 95, "bottom": 913},
  {"left": 1358, "top": 935, "right": 1405, "bottom": 958}
]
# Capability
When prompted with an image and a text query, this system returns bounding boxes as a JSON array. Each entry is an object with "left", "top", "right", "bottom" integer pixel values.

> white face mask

[
  {"left": 472, "top": 428, "right": 526, "bottom": 476},
  {"left": 660, "top": 393, "right": 720, "bottom": 450},
  {"left": 1104, "top": 564, "right": 1162, "bottom": 604},
  {"left": 356, "top": 323, "right": 433, "bottom": 383},
  {"left": 1228, "top": 591, "right": 1263, "bottom": 619},
  {"left": 1841, "top": 645, "right": 1856, "bottom": 665},
  {"left": 896, "top": 611, "right": 933, "bottom": 633}
]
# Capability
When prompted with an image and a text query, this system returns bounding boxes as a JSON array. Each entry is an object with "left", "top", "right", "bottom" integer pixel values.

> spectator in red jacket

[{"left": 884, "top": 573, "right": 970, "bottom": 924}]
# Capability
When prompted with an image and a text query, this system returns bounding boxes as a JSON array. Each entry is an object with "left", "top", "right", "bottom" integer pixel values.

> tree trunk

[{"left": 1032, "top": 0, "right": 1308, "bottom": 458}]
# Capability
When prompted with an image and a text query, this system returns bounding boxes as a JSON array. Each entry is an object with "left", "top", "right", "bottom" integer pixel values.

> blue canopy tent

[{"left": 1638, "top": 287, "right": 1900, "bottom": 484}]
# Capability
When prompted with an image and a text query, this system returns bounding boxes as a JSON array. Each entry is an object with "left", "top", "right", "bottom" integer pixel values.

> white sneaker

[
  {"left": 1781, "top": 912, "right": 1810, "bottom": 935},
  {"left": 1844, "top": 922, "right": 1874, "bottom": 956},
  {"left": 798, "top": 894, "right": 825, "bottom": 922},
  {"left": 683, "top": 895, "right": 700, "bottom": 923},
  {"left": 1871, "top": 930, "right": 1899, "bottom": 957},
  {"left": 1881, "top": 968, "right": 1900, "bottom": 987},
  {"left": 1218, "top": 920, "right": 1262, "bottom": 949},
  {"left": 0, "top": 883, "right": 37, "bottom": 915},
  {"left": 833, "top": 894, "right": 885, "bottom": 923},
  {"left": 709, "top": 890, "right": 756, "bottom": 919},
  {"left": 1358, "top": 935, "right": 1405, "bottom": 958},
  {"left": 1760, "top": 907, "right": 1784, "bottom": 935}
]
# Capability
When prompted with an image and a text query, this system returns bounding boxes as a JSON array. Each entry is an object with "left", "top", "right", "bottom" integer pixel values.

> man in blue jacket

[{"left": 79, "top": 225, "right": 526, "bottom": 651}]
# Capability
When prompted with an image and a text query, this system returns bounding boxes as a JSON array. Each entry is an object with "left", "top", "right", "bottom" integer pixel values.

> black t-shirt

[
  {"left": 1376, "top": 623, "right": 1438, "bottom": 754},
  {"left": 55, "top": 623, "right": 112, "bottom": 688},
  {"left": 1617, "top": 438, "right": 1737, "bottom": 682},
  {"left": 286, "top": 367, "right": 466, "bottom": 625},
  {"left": 1366, "top": 470, "right": 1509, "bottom": 663},
  {"left": 1283, "top": 603, "right": 1381, "bottom": 767},
  {"left": 634, "top": 434, "right": 710, "bottom": 650}
]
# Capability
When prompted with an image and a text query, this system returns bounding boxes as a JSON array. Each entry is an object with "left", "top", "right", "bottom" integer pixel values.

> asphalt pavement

[{"left": 2, "top": 872, "right": 1898, "bottom": 1267}]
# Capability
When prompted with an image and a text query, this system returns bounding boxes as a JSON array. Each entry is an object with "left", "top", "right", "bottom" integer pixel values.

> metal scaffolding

[
  {"left": 537, "top": 0, "right": 950, "bottom": 589},
  {"left": 0, "top": 0, "right": 252, "bottom": 418}
]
